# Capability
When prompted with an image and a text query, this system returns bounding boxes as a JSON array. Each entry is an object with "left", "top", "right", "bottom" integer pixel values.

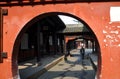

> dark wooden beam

[
  {"left": 0, "top": 8, "right": 7, "bottom": 62},
  {"left": 0, "top": 8, "right": 3, "bottom": 62},
  {"left": 0, "top": 0, "right": 120, "bottom": 7}
]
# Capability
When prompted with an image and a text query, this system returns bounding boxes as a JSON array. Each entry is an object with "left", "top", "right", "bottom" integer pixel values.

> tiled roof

[{"left": 62, "top": 24, "right": 89, "bottom": 33}]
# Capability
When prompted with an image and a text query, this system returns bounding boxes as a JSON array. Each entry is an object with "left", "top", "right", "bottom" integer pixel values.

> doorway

[{"left": 12, "top": 12, "right": 101, "bottom": 79}]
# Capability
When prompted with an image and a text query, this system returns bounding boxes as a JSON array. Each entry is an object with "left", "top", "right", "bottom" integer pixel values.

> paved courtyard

[{"left": 37, "top": 49, "right": 97, "bottom": 79}]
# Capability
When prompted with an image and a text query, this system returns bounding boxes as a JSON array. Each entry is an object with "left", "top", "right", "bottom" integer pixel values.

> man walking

[{"left": 80, "top": 46, "right": 85, "bottom": 60}]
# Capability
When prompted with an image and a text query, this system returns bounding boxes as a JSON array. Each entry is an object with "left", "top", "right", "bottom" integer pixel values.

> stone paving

[
  {"left": 18, "top": 55, "right": 63, "bottom": 79},
  {"left": 37, "top": 49, "right": 97, "bottom": 79}
]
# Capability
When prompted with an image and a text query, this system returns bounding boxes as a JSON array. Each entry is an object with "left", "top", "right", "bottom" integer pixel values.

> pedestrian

[
  {"left": 80, "top": 46, "right": 85, "bottom": 59},
  {"left": 64, "top": 40, "right": 71, "bottom": 61},
  {"left": 66, "top": 40, "right": 72, "bottom": 56}
]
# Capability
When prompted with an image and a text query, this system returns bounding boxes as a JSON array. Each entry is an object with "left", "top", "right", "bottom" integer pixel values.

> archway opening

[{"left": 12, "top": 12, "right": 101, "bottom": 79}]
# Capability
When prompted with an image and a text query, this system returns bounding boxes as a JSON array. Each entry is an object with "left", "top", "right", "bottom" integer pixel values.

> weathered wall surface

[{"left": 0, "top": 2, "right": 120, "bottom": 79}]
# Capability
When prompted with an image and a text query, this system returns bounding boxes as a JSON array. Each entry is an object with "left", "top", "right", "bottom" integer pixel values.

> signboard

[{"left": 110, "top": 7, "right": 120, "bottom": 22}]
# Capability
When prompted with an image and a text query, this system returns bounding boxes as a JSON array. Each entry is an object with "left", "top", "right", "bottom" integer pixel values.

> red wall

[{"left": 0, "top": 2, "right": 120, "bottom": 79}]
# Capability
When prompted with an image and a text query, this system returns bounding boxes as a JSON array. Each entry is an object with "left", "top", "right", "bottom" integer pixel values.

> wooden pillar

[
  {"left": 0, "top": 8, "right": 7, "bottom": 62},
  {"left": 95, "top": 39, "right": 99, "bottom": 53},
  {"left": 60, "top": 35, "right": 64, "bottom": 54},
  {"left": 53, "top": 33, "right": 57, "bottom": 55},
  {"left": 0, "top": 8, "right": 3, "bottom": 62},
  {"left": 63, "top": 36, "right": 67, "bottom": 55},
  {"left": 46, "top": 34, "right": 50, "bottom": 55},
  {"left": 85, "top": 39, "right": 88, "bottom": 48},
  {"left": 91, "top": 40, "right": 95, "bottom": 53},
  {"left": 36, "top": 23, "right": 41, "bottom": 62},
  {"left": 57, "top": 36, "right": 60, "bottom": 53}
]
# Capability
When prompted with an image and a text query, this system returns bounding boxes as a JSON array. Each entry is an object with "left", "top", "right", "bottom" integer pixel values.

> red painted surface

[
  {"left": 0, "top": 2, "right": 120, "bottom": 79},
  {"left": 65, "top": 36, "right": 76, "bottom": 43}
]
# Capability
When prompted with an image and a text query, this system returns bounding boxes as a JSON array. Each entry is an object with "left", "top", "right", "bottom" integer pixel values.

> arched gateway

[{"left": 0, "top": 1, "right": 120, "bottom": 79}]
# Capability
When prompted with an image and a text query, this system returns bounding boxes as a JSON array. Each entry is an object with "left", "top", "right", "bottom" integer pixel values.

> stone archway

[
  {"left": 11, "top": 12, "right": 101, "bottom": 79},
  {"left": 1, "top": 2, "right": 120, "bottom": 79}
]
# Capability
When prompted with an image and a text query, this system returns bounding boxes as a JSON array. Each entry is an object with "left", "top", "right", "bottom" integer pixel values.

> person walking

[
  {"left": 64, "top": 40, "right": 71, "bottom": 60},
  {"left": 80, "top": 46, "right": 85, "bottom": 60}
]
